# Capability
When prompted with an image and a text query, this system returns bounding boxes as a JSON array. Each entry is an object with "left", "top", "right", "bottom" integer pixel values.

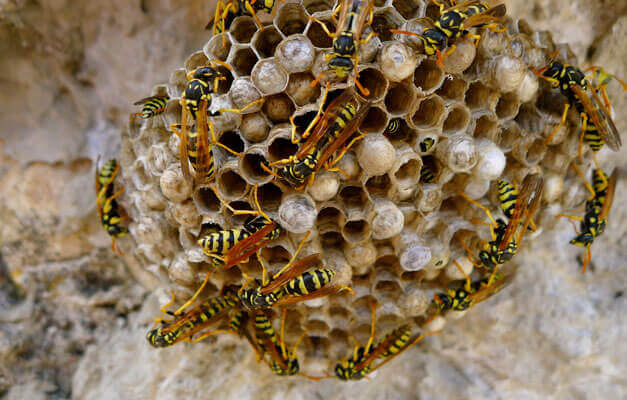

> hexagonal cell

[
  {"left": 437, "top": 75, "right": 468, "bottom": 101},
  {"left": 342, "top": 219, "right": 371, "bottom": 243},
  {"left": 316, "top": 206, "right": 345, "bottom": 233},
  {"left": 512, "top": 133, "right": 547, "bottom": 167},
  {"left": 365, "top": 174, "right": 392, "bottom": 197},
  {"left": 303, "top": 0, "right": 335, "bottom": 14},
  {"left": 465, "top": 81, "right": 499, "bottom": 112},
  {"left": 424, "top": 1, "right": 440, "bottom": 20},
  {"left": 496, "top": 93, "right": 521, "bottom": 121},
  {"left": 383, "top": 118, "right": 411, "bottom": 142},
  {"left": 357, "top": 67, "right": 389, "bottom": 102},
  {"left": 371, "top": 7, "right": 404, "bottom": 42},
  {"left": 217, "top": 168, "right": 248, "bottom": 200},
  {"left": 240, "top": 112, "right": 269, "bottom": 143},
  {"left": 442, "top": 103, "right": 471, "bottom": 135},
  {"left": 275, "top": 2, "right": 308, "bottom": 36},
  {"left": 393, "top": 0, "right": 424, "bottom": 19},
  {"left": 252, "top": 26, "right": 283, "bottom": 59},
  {"left": 230, "top": 46, "right": 258, "bottom": 76},
  {"left": 384, "top": 83, "right": 416, "bottom": 116},
  {"left": 276, "top": 34, "right": 315, "bottom": 73},
  {"left": 306, "top": 17, "right": 334, "bottom": 48},
  {"left": 251, "top": 58, "right": 289, "bottom": 95},
  {"left": 286, "top": 72, "right": 320, "bottom": 106},
  {"left": 268, "top": 134, "right": 298, "bottom": 162},
  {"left": 194, "top": 186, "right": 222, "bottom": 213},
  {"left": 239, "top": 149, "right": 272, "bottom": 184},
  {"left": 217, "top": 131, "right": 246, "bottom": 155},
  {"left": 262, "top": 93, "right": 295, "bottom": 123},
  {"left": 496, "top": 121, "right": 521, "bottom": 152},
  {"left": 393, "top": 157, "right": 422, "bottom": 189},
  {"left": 414, "top": 58, "right": 445, "bottom": 94},
  {"left": 204, "top": 34, "right": 232, "bottom": 61},
  {"left": 339, "top": 186, "right": 369, "bottom": 210},
  {"left": 320, "top": 231, "right": 345, "bottom": 247},
  {"left": 473, "top": 114, "right": 498, "bottom": 139},
  {"left": 411, "top": 95, "right": 445, "bottom": 129},
  {"left": 184, "top": 51, "right": 209, "bottom": 73},
  {"left": 257, "top": 182, "right": 283, "bottom": 211},
  {"left": 420, "top": 155, "right": 439, "bottom": 183},
  {"left": 229, "top": 17, "right": 257, "bottom": 44},
  {"left": 361, "top": 106, "right": 389, "bottom": 134},
  {"left": 260, "top": 245, "right": 292, "bottom": 265}
]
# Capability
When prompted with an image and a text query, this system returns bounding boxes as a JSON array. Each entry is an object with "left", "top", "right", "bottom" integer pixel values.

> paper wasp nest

[{"left": 119, "top": 0, "right": 594, "bottom": 369}]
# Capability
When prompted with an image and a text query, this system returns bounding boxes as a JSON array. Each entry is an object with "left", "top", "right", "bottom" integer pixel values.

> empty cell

[
  {"left": 184, "top": 51, "right": 208, "bottom": 73},
  {"left": 496, "top": 93, "right": 521, "bottom": 121},
  {"left": 473, "top": 114, "right": 498, "bottom": 139},
  {"left": 306, "top": 320, "right": 330, "bottom": 336},
  {"left": 320, "top": 231, "right": 345, "bottom": 247},
  {"left": 366, "top": 174, "right": 392, "bottom": 197},
  {"left": 393, "top": 0, "right": 424, "bottom": 19},
  {"left": 465, "top": 81, "right": 498, "bottom": 111},
  {"left": 374, "top": 280, "right": 403, "bottom": 298},
  {"left": 437, "top": 76, "right": 468, "bottom": 101},
  {"left": 303, "top": 0, "right": 335, "bottom": 14},
  {"left": 194, "top": 186, "right": 221, "bottom": 213},
  {"left": 214, "top": 66, "right": 234, "bottom": 93},
  {"left": 257, "top": 182, "right": 283, "bottom": 211},
  {"left": 229, "top": 17, "right": 257, "bottom": 44},
  {"left": 394, "top": 158, "right": 421, "bottom": 185},
  {"left": 276, "top": 3, "right": 308, "bottom": 36},
  {"left": 513, "top": 134, "right": 546, "bottom": 167},
  {"left": 217, "top": 131, "right": 246, "bottom": 155},
  {"left": 371, "top": 8, "right": 403, "bottom": 42},
  {"left": 342, "top": 220, "right": 371, "bottom": 243},
  {"left": 442, "top": 104, "right": 471, "bottom": 135},
  {"left": 286, "top": 72, "right": 320, "bottom": 106},
  {"left": 339, "top": 186, "right": 368, "bottom": 209},
  {"left": 240, "top": 151, "right": 271, "bottom": 183},
  {"left": 260, "top": 245, "right": 292, "bottom": 265},
  {"left": 262, "top": 93, "right": 295, "bottom": 122},
  {"left": 497, "top": 122, "right": 520, "bottom": 151},
  {"left": 414, "top": 58, "right": 444, "bottom": 94},
  {"left": 360, "top": 106, "right": 388, "bottom": 134},
  {"left": 268, "top": 135, "right": 298, "bottom": 162},
  {"left": 412, "top": 96, "right": 444, "bottom": 128},
  {"left": 385, "top": 84, "right": 416, "bottom": 115},
  {"left": 217, "top": 169, "right": 248, "bottom": 199},
  {"left": 230, "top": 47, "right": 258, "bottom": 76},
  {"left": 358, "top": 68, "right": 389, "bottom": 102},
  {"left": 306, "top": 17, "right": 334, "bottom": 48},
  {"left": 316, "top": 206, "right": 344, "bottom": 232},
  {"left": 252, "top": 27, "right": 281, "bottom": 57}
]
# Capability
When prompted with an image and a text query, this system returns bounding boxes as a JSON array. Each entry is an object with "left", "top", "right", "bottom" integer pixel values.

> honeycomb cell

[
  {"left": 361, "top": 106, "right": 389, "bottom": 134},
  {"left": 517, "top": 70, "right": 539, "bottom": 103},
  {"left": 339, "top": 185, "right": 369, "bottom": 211},
  {"left": 267, "top": 125, "right": 298, "bottom": 162},
  {"left": 305, "top": 16, "right": 334, "bottom": 48},
  {"left": 442, "top": 103, "right": 471, "bottom": 135},
  {"left": 437, "top": 135, "right": 477, "bottom": 173},
  {"left": 286, "top": 72, "right": 320, "bottom": 106},
  {"left": 262, "top": 93, "right": 295, "bottom": 122},
  {"left": 437, "top": 75, "right": 469, "bottom": 101},
  {"left": 393, "top": 0, "right": 424, "bottom": 19},
  {"left": 496, "top": 93, "right": 521, "bottom": 121},
  {"left": 391, "top": 146, "right": 422, "bottom": 200},
  {"left": 497, "top": 121, "right": 521, "bottom": 152},
  {"left": 384, "top": 83, "right": 416, "bottom": 116},
  {"left": 542, "top": 173, "right": 564, "bottom": 203},
  {"left": 228, "top": 46, "right": 258, "bottom": 77},
  {"left": 275, "top": 2, "right": 308, "bottom": 36},
  {"left": 411, "top": 95, "right": 445, "bottom": 129},
  {"left": 357, "top": 67, "right": 389, "bottom": 102},
  {"left": 217, "top": 131, "right": 246, "bottom": 156},
  {"left": 371, "top": 7, "right": 404, "bottom": 42},
  {"left": 184, "top": 51, "right": 209, "bottom": 73},
  {"left": 341, "top": 218, "right": 371, "bottom": 244},
  {"left": 204, "top": 35, "right": 232, "bottom": 62},
  {"left": 512, "top": 133, "right": 547, "bottom": 167},
  {"left": 303, "top": 0, "right": 334, "bottom": 14},
  {"left": 365, "top": 174, "right": 393, "bottom": 198},
  {"left": 239, "top": 112, "right": 269, "bottom": 142},
  {"left": 160, "top": 167, "right": 193, "bottom": 203},
  {"left": 172, "top": 200, "right": 201, "bottom": 228},
  {"left": 229, "top": 17, "right": 257, "bottom": 44},
  {"left": 442, "top": 36, "right": 476, "bottom": 74},
  {"left": 465, "top": 81, "right": 499, "bottom": 112},
  {"left": 370, "top": 200, "right": 404, "bottom": 240},
  {"left": 276, "top": 34, "right": 315, "bottom": 73},
  {"left": 416, "top": 184, "right": 442, "bottom": 214},
  {"left": 378, "top": 42, "right": 419, "bottom": 82},
  {"left": 278, "top": 194, "right": 317, "bottom": 234},
  {"left": 383, "top": 118, "right": 411, "bottom": 142},
  {"left": 251, "top": 26, "right": 283, "bottom": 59},
  {"left": 193, "top": 186, "right": 222, "bottom": 214},
  {"left": 216, "top": 161, "right": 249, "bottom": 200},
  {"left": 309, "top": 172, "right": 340, "bottom": 202},
  {"left": 473, "top": 139, "right": 506, "bottom": 181},
  {"left": 239, "top": 146, "right": 272, "bottom": 184},
  {"left": 357, "top": 134, "right": 396, "bottom": 176},
  {"left": 473, "top": 114, "right": 499, "bottom": 140},
  {"left": 413, "top": 58, "right": 445, "bottom": 95},
  {"left": 230, "top": 77, "right": 263, "bottom": 113},
  {"left": 257, "top": 182, "right": 283, "bottom": 212},
  {"left": 414, "top": 132, "right": 438, "bottom": 154},
  {"left": 492, "top": 55, "right": 526, "bottom": 93},
  {"left": 251, "top": 58, "right": 289, "bottom": 95},
  {"left": 316, "top": 206, "right": 345, "bottom": 233}
]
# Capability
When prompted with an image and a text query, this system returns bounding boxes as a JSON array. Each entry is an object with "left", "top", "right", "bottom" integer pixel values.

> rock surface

[{"left": 0, "top": 1, "right": 625, "bottom": 399}]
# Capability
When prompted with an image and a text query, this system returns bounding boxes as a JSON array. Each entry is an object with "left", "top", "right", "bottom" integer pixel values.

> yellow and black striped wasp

[
  {"left": 171, "top": 60, "right": 262, "bottom": 184},
  {"left": 238, "top": 232, "right": 353, "bottom": 310},
  {"left": 95, "top": 157, "right": 128, "bottom": 255},
  {"left": 263, "top": 88, "right": 368, "bottom": 189},
  {"left": 535, "top": 54, "right": 622, "bottom": 162},
  {"left": 249, "top": 309, "right": 323, "bottom": 379},
  {"left": 131, "top": 94, "right": 170, "bottom": 121},
  {"left": 208, "top": 0, "right": 281, "bottom": 47},
  {"left": 456, "top": 174, "right": 543, "bottom": 279},
  {"left": 146, "top": 289, "right": 240, "bottom": 348},
  {"left": 391, "top": 1, "right": 506, "bottom": 67},
  {"left": 497, "top": 179, "right": 538, "bottom": 231},
  {"left": 309, "top": 0, "right": 375, "bottom": 96},
  {"left": 557, "top": 164, "right": 617, "bottom": 274},
  {"left": 334, "top": 300, "right": 440, "bottom": 380}
]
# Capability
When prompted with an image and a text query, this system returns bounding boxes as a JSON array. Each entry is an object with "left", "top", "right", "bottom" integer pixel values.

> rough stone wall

[{"left": 0, "top": 1, "right": 625, "bottom": 399}]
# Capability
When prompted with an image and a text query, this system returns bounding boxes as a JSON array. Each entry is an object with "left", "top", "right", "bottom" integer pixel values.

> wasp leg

[
  {"left": 578, "top": 112, "right": 588, "bottom": 158},
  {"left": 453, "top": 260, "right": 472, "bottom": 292},
  {"left": 581, "top": 247, "right": 592, "bottom": 275},
  {"left": 459, "top": 238, "right": 482, "bottom": 268},
  {"left": 308, "top": 15, "right": 335, "bottom": 38},
  {"left": 545, "top": 102, "right": 569, "bottom": 145},
  {"left": 300, "top": 83, "right": 330, "bottom": 141},
  {"left": 208, "top": 120, "right": 243, "bottom": 158},
  {"left": 189, "top": 329, "right": 235, "bottom": 343},
  {"left": 364, "top": 299, "right": 377, "bottom": 353},
  {"left": 353, "top": 54, "right": 370, "bottom": 97},
  {"left": 570, "top": 162, "right": 596, "bottom": 200},
  {"left": 173, "top": 272, "right": 212, "bottom": 315},
  {"left": 244, "top": 0, "right": 264, "bottom": 32},
  {"left": 326, "top": 132, "right": 365, "bottom": 169}
]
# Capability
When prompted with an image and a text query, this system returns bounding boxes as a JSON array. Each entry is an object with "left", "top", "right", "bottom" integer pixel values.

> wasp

[
  {"left": 309, "top": 0, "right": 375, "bottom": 96},
  {"left": 248, "top": 309, "right": 323, "bottom": 379},
  {"left": 95, "top": 157, "right": 128, "bottom": 254},
  {"left": 263, "top": 88, "right": 367, "bottom": 189},
  {"left": 497, "top": 179, "right": 537, "bottom": 231},
  {"left": 557, "top": 164, "right": 617, "bottom": 274},
  {"left": 171, "top": 61, "right": 262, "bottom": 183},
  {"left": 456, "top": 174, "right": 543, "bottom": 279},
  {"left": 131, "top": 94, "right": 170, "bottom": 121},
  {"left": 208, "top": 0, "right": 281, "bottom": 47},
  {"left": 391, "top": 1, "right": 506, "bottom": 67},
  {"left": 420, "top": 166, "right": 436, "bottom": 183},
  {"left": 585, "top": 66, "right": 627, "bottom": 115},
  {"left": 238, "top": 232, "right": 353, "bottom": 310},
  {"left": 146, "top": 290, "right": 240, "bottom": 348},
  {"left": 334, "top": 300, "right": 440, "bottom": 380},
  {"left": 535, "top": 55, "right": 622, "bottom": 162}
]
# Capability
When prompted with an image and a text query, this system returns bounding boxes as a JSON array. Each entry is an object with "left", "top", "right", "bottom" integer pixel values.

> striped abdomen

[
  {"left": 497, "top": 180, "right": 518, "bottom": 219},
  {"left": 592, "top": 169, "right": 609, "bottom": 195},
  {"left": 198, "top": 229, "right": 250, "bottom": 256},
  {"left": 378, "top": 326, "right": 411, "bottom": 358},
  {"left": 284, "top": 269, "right": 335, "bottom": 297},
  {"left": 97, "top": 159, "right": 118, "bottom": 190},
  {"left": 140, "top": 97, "right": 168, "bottom": 119},
  {"left": 326, "top": 103, "right": 357, "bottom": 142},
  {"left": 240, "top": 287, "right": 284, "bottom": 310}
]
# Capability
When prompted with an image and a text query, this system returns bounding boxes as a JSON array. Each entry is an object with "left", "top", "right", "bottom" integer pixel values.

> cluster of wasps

[{"left": 93, "top": 0, "right": 623, "bottom": 381}]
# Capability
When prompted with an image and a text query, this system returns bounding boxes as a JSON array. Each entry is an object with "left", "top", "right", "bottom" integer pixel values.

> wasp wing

[
  {"left": 570, "top": 83, "right": 622, "bottom": 152},
  {"left": 272, "top": 284, "right": 347, "bottom": 306},
  {"left": 459, "top": 4, "right": 507, "bottom": 30},
  {"left": 599, "top": 170, "right": 618, "bottom": 220},
  {"left": 466, "top": 267, "right": 516, "bottom": 305},
  {"left": 223, "top": 222, "right": 279, "bottom": 269},
  {"left": 195, "top": 100, "right": 213, "bottom": 184},
  {"left": 498, "top": 174, "right": 543, "bottom": 251},
  {"left": 260, "top": 254, "right": 322, "bottom": 294}
]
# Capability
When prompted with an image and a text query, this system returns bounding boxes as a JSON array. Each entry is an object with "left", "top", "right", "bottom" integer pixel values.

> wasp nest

[{"left": 119, "top": 1, "right": 601, "bottom": 371}]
